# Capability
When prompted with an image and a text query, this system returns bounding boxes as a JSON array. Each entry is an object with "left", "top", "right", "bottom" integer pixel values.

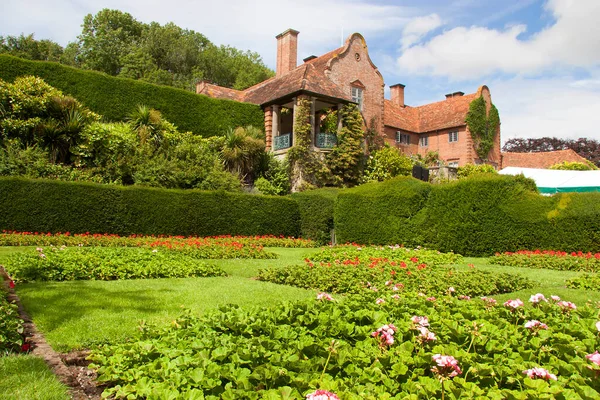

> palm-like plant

[
  {"left": 221, "top": 126, "right": 265, "bottom": 183},
  {"left": 39, "top": 96, "right": 88, "bottom": 163},
  {"left": 128, "top": 105, "right": 165, "bottom": 148}
]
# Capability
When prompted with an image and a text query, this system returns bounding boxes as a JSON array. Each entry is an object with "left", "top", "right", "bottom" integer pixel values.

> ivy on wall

[{"left": 465, "top": 96, "right": 500, "bottom": 161}]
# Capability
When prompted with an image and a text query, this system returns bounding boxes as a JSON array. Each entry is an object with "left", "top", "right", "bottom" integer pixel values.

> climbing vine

[
  {"left": 286, "top": 99, "right": 366, "bottom": 190},
  {"left": 465, "top": 96, "right": 500, "bottom": 161}
]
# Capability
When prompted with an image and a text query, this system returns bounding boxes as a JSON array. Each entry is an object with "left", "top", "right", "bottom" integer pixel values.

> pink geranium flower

[
  {"left": 316, "top": 292, "right": 334, "bottom": 301},
  {"left": 372, "top": 324, "right": 397, "bottom": 347},
  {"left": 481, "top": 296, "right": 497, "bottom": 307},
  {"left": 417, "top": 326, "right": 437, "bottom": 343},
  {"left": 524, "top": 320, "right": 548, "bottom": 333},
  {"left": 306, "top": 390, "right": 340, "bottom": 400},
  {"left": 503, "top": 299, "right": 524, "bottom": 311},
  {"left": 529, "top": 293, "right": 547, "bottom": 305},
  {"left": 376, "top": 298, "right": 385, "bottom": 305},
  {"left": 411, "top": 316, "right": 430, "bottom": 327},
  {"left": 586, "top": 351, "right": 600, "bottom": 366},
  {"left": 523, "top": 367, "right": 557, "bottom": 381},
  {"left": 557, "top": 301, "right": 576, "bottom": 311},
  {"left": 431, "top": 354, "right": 461, "bottom": 378}
]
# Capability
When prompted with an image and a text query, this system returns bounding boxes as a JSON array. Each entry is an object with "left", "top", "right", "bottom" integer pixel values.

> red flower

[
  {"left": 8, "top": 280, "right": 15, "bottom": 289},
  {"left": 21, "top": 343, "right": 31, "bottom": 352}
]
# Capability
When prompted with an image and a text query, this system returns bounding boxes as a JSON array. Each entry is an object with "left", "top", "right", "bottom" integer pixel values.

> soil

[{"left": 1, "top": 266, "right": 103, "bottom": 400}]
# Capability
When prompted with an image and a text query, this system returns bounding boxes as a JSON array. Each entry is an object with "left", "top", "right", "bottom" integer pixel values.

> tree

[
  {"left": 77, "top": 9, "right": 144, "bottom": 75},
  {"left": 0, "top": 34, "right": 63, "bottom": 61},
  {"left": 502, "top": 137, "right": 600, "bottom": 167},
  {"left": 219, "top": 126, "right": 266, "bottom": 184},
  {"left": 362, "top": 146, "right": 413, "bottom": 183}
]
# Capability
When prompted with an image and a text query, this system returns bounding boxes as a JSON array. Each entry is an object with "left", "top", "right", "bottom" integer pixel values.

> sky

[{"left": 2, "top": 0, "right": 600, "bottom": 145}]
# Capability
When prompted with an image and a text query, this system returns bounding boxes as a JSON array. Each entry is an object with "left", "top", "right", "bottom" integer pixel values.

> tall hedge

[
  {"left": 291, "top": 188, "right": 339, "bottom": 244},
  {"left": 0, "top": 177, "right": 300, "bottom": 237},
  {"left": 334, "top": 176, "right": 431, "bottom": 245},
  {"left": 0, "top": 55, "right": 264, "bottom": 137}
]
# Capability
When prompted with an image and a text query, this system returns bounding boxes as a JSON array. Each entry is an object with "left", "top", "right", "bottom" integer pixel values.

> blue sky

[{"left": 2, "top": 0, "right": 600, "bottom": 144}]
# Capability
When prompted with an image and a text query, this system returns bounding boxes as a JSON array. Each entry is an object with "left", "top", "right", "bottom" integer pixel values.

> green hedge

[
  {"left": 333, "top": 176, "right": 431, "bottom": 245},
  {"left": 290, "top": 188, "right": 339, "bottom": 244},
  {"left": 0, "top": 177, "right": 300, "bottom": 237},
  {"left": 334, "top": 174, "right": 600, "bottom": 256},
  {"left": 0, "top": 55, "right": 264, "bottom": 137}
]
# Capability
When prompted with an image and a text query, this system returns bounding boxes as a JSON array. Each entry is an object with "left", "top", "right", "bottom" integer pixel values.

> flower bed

[
  {"left": 566, "top": 274, "right": 600, "bottom": 291},
  {"left": 258, "top": 249, "right": 530, "bottom": 296},
  {"left": 490, "top": 250, "right": 600, "bottom": 272},
  {"left": 4, "top": 247, "right": 227, "bottom": 282},
  {"left": 89, "top": 290, "right": 600, "bottom": 399},
  {"left": 0, "top": 231, "right": 317, "bottom": 253}
]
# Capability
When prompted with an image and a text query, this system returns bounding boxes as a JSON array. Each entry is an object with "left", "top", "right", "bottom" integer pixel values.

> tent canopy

[{"left": 499, "top": 167, "right": 600, "bottom": 194}]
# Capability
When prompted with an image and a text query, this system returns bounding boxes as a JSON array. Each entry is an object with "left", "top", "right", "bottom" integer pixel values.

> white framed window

[
  {"left": 449, "top": 131, "right": 459, "bottom": 143},
  {"left": 351, "top": 87, "right": 363, "bottom": 110},
  {"left": 395, "top": 131, "right": 410, "bottom": 145},
  {"left": 419, "top": 136, "right": 428, "bottom": 147},
  {"left": 448, "top": 160, "right": 459, "bottom": 168}
]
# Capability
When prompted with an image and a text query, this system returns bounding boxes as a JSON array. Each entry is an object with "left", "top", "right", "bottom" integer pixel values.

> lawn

[{"left": 0, "top": 355, "right": 69, "bottom": 400}]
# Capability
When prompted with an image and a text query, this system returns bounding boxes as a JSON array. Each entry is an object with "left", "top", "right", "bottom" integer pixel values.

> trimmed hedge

[
  {"left": 290, "top": 188, "right": 339, "bottom": 244},
  {"left": 333, "top": 176, "right": 431, "bottom": 245},
  {"left": 333, "top": 174, "right": 600, "bottom": 256},
  {"left": 0, "top": 177, "right": 300, "bottom": 237},
  {"left": 0, "top": 55, "right": 264, "bottom": 137}
]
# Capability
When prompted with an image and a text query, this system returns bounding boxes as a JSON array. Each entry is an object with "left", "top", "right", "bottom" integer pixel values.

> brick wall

[{"left": 326, "top": 34, "right": 385, "bottom": 134}]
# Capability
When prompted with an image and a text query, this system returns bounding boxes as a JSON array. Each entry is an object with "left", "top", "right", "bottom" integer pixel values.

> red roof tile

[{"left": 501, "top": 149, "right": 589, "bottom": 169}]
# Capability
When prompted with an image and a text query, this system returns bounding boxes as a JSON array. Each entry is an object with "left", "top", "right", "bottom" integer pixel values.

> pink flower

[
  {"left": 306, "top": 390, "right": 340, "bottom": 400},
  {"left": 529, "top": 293, "right": 547, "bottom": 305},
  {"left": 586, "top": 351, "right": 600, "bottom": 366},
  {"left": 503, "top": 299, "right": 524, "bottom": 310},
  {"left": 316, "top": 292, "right": 334, "bottom": 301},
  {"left": 481, "top": 297, "right": 497, "bottom": 306},
  {"left": 458, "top": 295, "right": 471, "bottom": 300},
  {"left": 391, "top": 294, "right": 400, "bottom": 300},
  {"left": 431, "top": 354, "right": 461, "bottom": 378},
  {"left": 417, "top": 326, "right": 437, "bottom": 342},
  {"left": 376, "top": 298, "right": 385, "bottom": 305},
  {"left": 393, "top": 283, "right": 404, "bottom": 291},
  {"left": 523, "top": 367, "right": 557, "bottom": 381},
  {"left": 39, "top": 253, "right": 46, "bottom": 259},
  {"left": 596, "top": 321, "right": 600, "bottom": 332},
  {"left": 35, "top": 247, "right": 43, "bottom": 252},
  {"left": 550, "top": 295, "right": 561, "bottom": 302},
  {"left": 557, "top": 301, "right": 576, "bottom": 311},
  {"left": 426, "top": 296, "right": 436, "bottom": 302},
  {"left": 372, "top": 324, "right": 397, "bottom": 347},
  {"left": 448, "top": 287, "right": 456, "bottom": 293},
  {"left": 411, "top": 316, "right": 430, "bottom": 327},
  {"left": 524, "top": 320, "right": 548, "bottom": 331}
]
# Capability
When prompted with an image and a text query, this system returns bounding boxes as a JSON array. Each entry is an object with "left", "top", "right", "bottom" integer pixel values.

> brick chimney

[
  {"left": 445, "top": 91, "right": 464, "bottom": 99},
  {"left": 390, "top": 84, "right": 405, "bottom": 108},
  {"left": 276, "top": 29, "right": 299, "bottom": 77}
]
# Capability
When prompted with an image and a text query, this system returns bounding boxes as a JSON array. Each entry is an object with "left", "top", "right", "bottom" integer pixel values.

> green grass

[
  {"left": 10, "top": 247, "right": 319, "bottom": 352},
  {"left": 0, "top": 355, "right": 69, "bottom": 400}
]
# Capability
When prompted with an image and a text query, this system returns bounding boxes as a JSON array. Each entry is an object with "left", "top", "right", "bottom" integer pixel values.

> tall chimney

[
  {"left": 276, "top": 29, "right": 299, "bottom": 77},
  {"left": 390, "top": 84, "right": 405, "bottom": 108}
]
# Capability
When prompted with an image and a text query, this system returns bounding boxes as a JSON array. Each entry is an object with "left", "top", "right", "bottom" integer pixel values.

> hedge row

[
  {"left": 0, "top": 177, "right": 300, "bottom": 237},
  {"left": 334, "top": 175, "right": 600, "bottom": 256},
  {"left": 0, "top": 55, "right": 264, "bottom": 137},
  {"left": 291, "top": 188, "right": 339, "bottom": 244}
]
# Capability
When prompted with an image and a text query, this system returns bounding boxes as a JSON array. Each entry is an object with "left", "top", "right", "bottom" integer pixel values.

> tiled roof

[
  {"left": 197, "top": 45, "right": 352, "bottom": 106},
  {"left": 384, "top": 92, "right": 477, "bottom": 133},
  {"left": 501, "top": 149, "right": 589, "bottom": 169}
]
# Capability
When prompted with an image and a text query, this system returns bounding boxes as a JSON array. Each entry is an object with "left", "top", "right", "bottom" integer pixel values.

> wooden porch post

[{"left": 271, "top": 104, "right": 279, "bottom": 152}]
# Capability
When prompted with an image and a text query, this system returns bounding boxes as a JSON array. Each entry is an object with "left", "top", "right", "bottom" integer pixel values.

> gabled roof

[
  {"left": 501, "top": 149, "right": 590, "bottom": 169},
  {"left": 197, "top": 44, "right": 353, "bottom": 106},
  {"left": 384, "top": 92, "right": 478, "bottom": 133}
]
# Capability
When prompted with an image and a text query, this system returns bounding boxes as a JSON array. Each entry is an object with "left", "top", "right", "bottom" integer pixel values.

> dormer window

[{"left": 351, "top": 86, "right": 363, "bottom": 110}]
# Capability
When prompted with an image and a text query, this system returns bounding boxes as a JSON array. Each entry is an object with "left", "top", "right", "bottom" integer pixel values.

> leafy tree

[
  {"left": 502, "top": 137, "right": 600, "bottom": 167},
  {"left": 0, "top": 34, "right": 63, "bottom": 61},
  {"left": 77, "top": 9, "right": 144, "bottom": 75},
  {"left": 549, "top": 161, "right": 597, "bottom": 171}
]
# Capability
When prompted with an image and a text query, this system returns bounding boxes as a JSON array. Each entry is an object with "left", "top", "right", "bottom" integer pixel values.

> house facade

[{"left": 197, "top": 29, "right": 501, "bottom": 167}]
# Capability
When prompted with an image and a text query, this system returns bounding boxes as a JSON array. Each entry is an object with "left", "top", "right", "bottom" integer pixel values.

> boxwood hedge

[
  {"left": 0, "top": 55, "right": 264, "bottom": 137},
  {"left": 0, "top": 177, "right": 300, "bottom": 237},
  {"left": 291, "top": 188, "right": 339, "bottom": 244}
]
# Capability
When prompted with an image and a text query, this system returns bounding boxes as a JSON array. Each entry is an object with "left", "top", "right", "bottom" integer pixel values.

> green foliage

[
  {"left": 0, "top": 355, "right": 70, "bottom": 398},
  {"left": 6, "top": 247, "right": 227, "bottom": 282},
  {"left": 0, "top": 177, "right": 301, "bottom": 237},
  {"left": 255, "top": 155, "right": 291, "bottom": 196},
  {"left": 456, "top": 163, "right": 498, "bottom": 179},
  {"left": 465, "top": 96, "right": 499, "bottom": 161},
  {"left": 0, "top": 287, "right": 23, "bottom": 354},
  {"left": 565, "top": 274, "right": 600, "bottom": 290},
  {"left": 362, "top": 145, "right": 413, "bottom": 183},
  {"left": 310, "top": 245, "right": 463, "bottom": 265},
  {"left": 89, "top": 288, "right": 600, "bottom": 399},
  {"left": 549, "top": 161, "right": 597, "bottom": 171},
  {"left": 0, "top": 55, "right": 264, "bottom": 136},
  {"left": 0, "top": 34, "right": 64, "bottom": 62},
  {"left": 325, "top": 105, "right": 366, "bottom": 186},
  {"left": 334, "top": 176, "right": 432, "bottom": 245},
  {"left": 291, "top": 188, "right": 339, "bottom": 244},
  {"left": 419, "top": 175, "right": 600, "bottom": 256},
  {"left": 219, "top": 126, "right": 266, "bottom": 184},
  {"left": 490, "top": 251, "right": 600, "bottom": 272}
]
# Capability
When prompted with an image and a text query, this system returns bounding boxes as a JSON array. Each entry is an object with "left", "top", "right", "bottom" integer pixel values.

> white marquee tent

[{"left": 499, "top": 167, "right": 600, "bottom": 194}]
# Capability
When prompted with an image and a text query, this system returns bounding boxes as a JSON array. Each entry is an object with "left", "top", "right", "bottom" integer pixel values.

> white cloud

[
  {"left": 492, "top": 74, "right": 600, "bottom": 144},
  {"left": 397, "top": 0, "right": 600, "bottom": 79},
  {"left": 401, "top": 13, "right": 442, "bottom": 50}
]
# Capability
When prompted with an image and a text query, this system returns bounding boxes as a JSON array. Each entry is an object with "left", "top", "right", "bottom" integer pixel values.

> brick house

[{"left": 197, "top": 29, "right": 501, "bottom": 167}]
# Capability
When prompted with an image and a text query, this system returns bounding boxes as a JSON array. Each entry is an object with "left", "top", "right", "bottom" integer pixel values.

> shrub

[
  {"left": 549, "top": 161, "right": 597, "bottom": 171},
  {"left": 0, "top": 283, "right": 23, "bottom": 354},
  {"left": 362, "top": 146, "right": 413, "bottom": 183},
  {"left": 0, "top": 177, "right": 301, "bottom": 237},
  {"left": 5, "top": 246, "right": 226, "bottom": 282},
  {"left": 333, "top": 176, "right": 431, "bottom": 245},
  {"left": 456, "top": 163, "right": 497, "bottom": 179},
  {"left": 490, "top": 250, "right": 600, "bottom": 272},
  {"left": 291, "top": 188, "right": 339, "bottom": 244},
  {"left": 0, "top": 55, "right": 264, "bottom": 137},
  {"left": 565, "top": 274, "right": 600, "bottom": 290}
]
